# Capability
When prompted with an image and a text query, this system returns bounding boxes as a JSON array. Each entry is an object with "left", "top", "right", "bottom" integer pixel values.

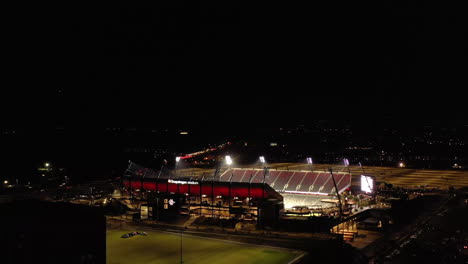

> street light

[
  {"left": 3, "top": 180, "right": 7, "bottom": 184},
  {"left": 45, "top": 163, "right": 50, "bottom": 167}
]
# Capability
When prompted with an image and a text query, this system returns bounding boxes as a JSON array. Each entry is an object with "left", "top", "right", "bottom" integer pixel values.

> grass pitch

[{"left": 107, "top": 229, "right": 301, "bottom": 264}]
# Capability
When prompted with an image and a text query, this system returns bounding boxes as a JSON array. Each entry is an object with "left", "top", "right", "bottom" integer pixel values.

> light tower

[
  {"left": 175, "top": 156, "right": 181, "bottom": 177},
  {"left": 306, "top": 157, "right": 313, "bottom": 171}
]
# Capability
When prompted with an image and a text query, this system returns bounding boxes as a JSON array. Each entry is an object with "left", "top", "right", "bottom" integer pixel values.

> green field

[{"left": 107, "top": 229, "right": 302, "bottom": 264}]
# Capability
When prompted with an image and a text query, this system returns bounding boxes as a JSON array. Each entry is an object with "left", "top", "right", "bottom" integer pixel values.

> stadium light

[
  {"left": 343, "top": 158, "right": 349, "bottom": 166},
  {"left": 174, "top": 157, "right": 182, "bottom": 178},
  {"left": 259, "top": 156, "right": 266, "bottom": 163},
  {"left": 225, "top": 155, "right": 232, "bottom": 165},
  {"left": 306, "top": 157, "right": 313, "bottom": 165}
]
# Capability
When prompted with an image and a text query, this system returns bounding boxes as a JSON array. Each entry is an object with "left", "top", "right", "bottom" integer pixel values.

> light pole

[
  {"left": 343, "top": 158, "right": 351, "bottom": 175},
  {"left": 259, "top": 156, "right": 265, "bottom": 169},
  {"left": 359, "top": 162, "right": 365, "bottom": 174},
  {"left": 259, "top": 156, "right": 268, "bottom": 201},
  {"left": 225, "top": 155, "right": 232, "bottom": 167},
  {"left": 306, "top": 157, "right": 313, "bottom": 171},
  {"left": 175, "top": 157, "right": 181, "bottom": 178},
  {"left": 180, "top": 230, "right": 184, "bottom": 264},
  {"left": 225, "top": 155, "right": 232, "bottom": 178}
]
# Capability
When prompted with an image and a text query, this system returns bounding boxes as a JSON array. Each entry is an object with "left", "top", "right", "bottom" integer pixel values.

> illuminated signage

[
  {"left": 361, "top": 175, "right": 374, "bottom": 193},
  {"left": 168, "top": 179, "right": 198, "bottom": 185}
]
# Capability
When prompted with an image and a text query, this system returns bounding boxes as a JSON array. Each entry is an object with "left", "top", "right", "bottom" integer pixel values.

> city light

[
  {"left": 225, "top": 155, "right": 232, "bottom": 165},
  {"left": 3, "top": 180, "right": 7, "bottom": 184},
  {"left": 306, "top": 157, "right": 313, "bottom": 165},
  {"left": 45, "top": 163, "right": 50, "bottom": 167},
  {"left": 175, "top": 157, "right": 181, "bottom": 162},
  {"left": 399, "top": 162, "right": 405, "bottom": 167},
  {"left": 259, "top": 156, "right": 265, "bottom": 163}
]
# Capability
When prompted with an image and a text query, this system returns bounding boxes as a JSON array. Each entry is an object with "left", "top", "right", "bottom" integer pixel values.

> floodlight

[
  {"left": 343, "top": 158, "right": 349, "bottom": 166},
  {"left": 225, "top": 155, "right": 232, "bottom": 165}
]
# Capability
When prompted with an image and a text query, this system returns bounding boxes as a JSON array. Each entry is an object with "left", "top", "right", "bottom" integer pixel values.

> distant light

[
  {"left": 45, "top": 163, "right": 50, "bottom": 167},
  {"left": 399, "top": 162, "right": 405, "bottom": 167},
  {"left": 3, "top": 180, "right": 7, "bottom": 184},
  {"left": 259, "top": 156, "right": 266, "bottom": 163},
  {"left": 225, "top": 155, "right": 232, "bottom": 165},
  {"left": 270, "top": 142, "right": 278, "bottom": 147},
  {"left": 175, "top": 157, "right": 181, "bottom": 162},
  {"left": 306, "top": 157, "right": 313, "bottom": 165},
  {"left": 180, "top": 131, "right": 188, "bottom": 135}
]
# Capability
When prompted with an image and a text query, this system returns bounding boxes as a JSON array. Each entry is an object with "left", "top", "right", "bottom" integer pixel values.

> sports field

[{"left": 107, "top": 229, "right": 302, "bottom": 264}]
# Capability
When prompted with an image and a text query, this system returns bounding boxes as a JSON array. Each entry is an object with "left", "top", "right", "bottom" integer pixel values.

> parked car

[{"left": 121, "top": 231, "right": 147, "bottom": 238}]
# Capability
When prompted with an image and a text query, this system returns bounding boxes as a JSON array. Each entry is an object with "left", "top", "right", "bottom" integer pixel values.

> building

[{"left": 122, "top": 177, "right": 283, "bottom": 226}]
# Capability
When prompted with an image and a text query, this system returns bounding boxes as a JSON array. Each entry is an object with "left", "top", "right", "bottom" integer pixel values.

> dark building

[{"left": 1, "top": 199, "right": 106, "bottom": 264}]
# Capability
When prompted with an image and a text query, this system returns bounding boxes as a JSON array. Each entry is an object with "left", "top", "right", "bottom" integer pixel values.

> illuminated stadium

[
  {"left": 219, "top": 168, "right": 351, "bottom": 209},
  {"left": 121, "top": 161, "right": 353, "bottom": 223}
]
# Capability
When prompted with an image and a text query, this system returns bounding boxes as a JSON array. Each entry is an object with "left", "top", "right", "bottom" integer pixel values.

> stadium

[
  {"left": 219, "top": 167, "right": 351, "bottom": 210},
  {"left": 120, "top": 157, "right": 355, "bottom": 225},
  {"left": 118, "top": 140, "right": 468, "bottom": 232}
]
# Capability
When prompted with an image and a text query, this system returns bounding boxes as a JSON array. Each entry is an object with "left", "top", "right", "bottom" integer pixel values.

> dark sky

[{"left": 3, "top": 2, "right": 467, "bottom": 130}]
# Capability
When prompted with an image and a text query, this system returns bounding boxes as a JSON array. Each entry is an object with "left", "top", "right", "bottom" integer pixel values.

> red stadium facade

[{"left": 122, "top": 177, "right": 283, "bottom": 224}]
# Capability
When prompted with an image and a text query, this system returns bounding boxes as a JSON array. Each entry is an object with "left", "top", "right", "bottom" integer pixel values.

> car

[{"left": 121, "top": 231, "right": 147, "bottom": 238}]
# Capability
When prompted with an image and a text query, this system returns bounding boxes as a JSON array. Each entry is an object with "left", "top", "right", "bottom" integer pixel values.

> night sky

[{"left": 3, "top": 2, "right": 467, "bottom": 130}]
